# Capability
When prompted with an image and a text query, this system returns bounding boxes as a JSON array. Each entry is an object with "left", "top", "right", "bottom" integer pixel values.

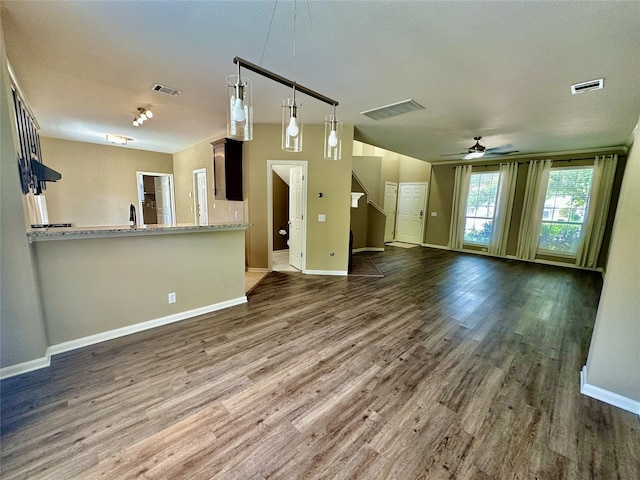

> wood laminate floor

[{"left": 1, "top": 248, "right": 638, "bottom": 479}]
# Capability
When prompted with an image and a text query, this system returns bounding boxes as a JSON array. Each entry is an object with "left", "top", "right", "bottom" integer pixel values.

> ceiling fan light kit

[{"left": 443, "top": 136, "right": 519, "bottom": 161}]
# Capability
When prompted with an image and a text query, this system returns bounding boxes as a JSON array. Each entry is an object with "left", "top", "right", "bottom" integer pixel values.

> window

[
  {"left": 538, "top": 167, "right": 594, "bottom": 255},
  {"left": 464, "top": 172, "right": 500, "bottom": 245}
]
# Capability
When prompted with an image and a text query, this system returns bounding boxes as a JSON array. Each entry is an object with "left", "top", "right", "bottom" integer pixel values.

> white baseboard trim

[
  {"left": 580, "top": 366, "right": 640, "bottom": 416},
  {"left": 303, "top": 269, "right": 348, "bottom": 276},
  {"left": 352, "top": 247, "right": 385, "bottom": 253},
  {"left": 247, "top": 267, "right": 269, "bottom": 273},
  {"left": 421, "top": 243, "right": 450, "bottom": 250},
  {"left": 505, "top": 255, "right": 602, "bottom": 272},
  {"left": 0, "top": 350, "right": 52, "bottom": 380},
  {"left": 0, "top": 297, "right": 247, "bottom": 380}
]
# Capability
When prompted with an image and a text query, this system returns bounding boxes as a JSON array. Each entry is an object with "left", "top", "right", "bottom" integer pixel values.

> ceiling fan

[{"left": 441, "top": 136, "right": 519, "bottom": 160}]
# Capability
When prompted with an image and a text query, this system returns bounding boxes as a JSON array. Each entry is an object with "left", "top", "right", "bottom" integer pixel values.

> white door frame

[
  {"left": 136, "top": 171, "right": 176, "bottom": 227},
  {"left": 395, "top": 182, "right": 428, "bottom": 245},
  {"left": 267, "top": 160, "right": 308, "bottom": 273},
  {"left": 192, "top": 168, "right": 208, "bottom": 225}
]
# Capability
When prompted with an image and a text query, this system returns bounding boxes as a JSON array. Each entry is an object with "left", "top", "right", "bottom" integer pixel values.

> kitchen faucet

[{"left": 129, "top": 204, "right": 136, "bottom": 229}]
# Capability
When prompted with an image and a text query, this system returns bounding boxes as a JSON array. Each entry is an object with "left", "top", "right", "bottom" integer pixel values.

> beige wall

[
  {"left": 244, "top": 124, "right": 354, "bottom": 272},
  {"left": 172, "top": 135, "right": 246, "bottom": 225},
  {"left": 33, "top": 231, "right": 246, "bottom": 345},
  {"left": 366, "top": 204, "right": 387, "bottom": 249},
  {"left": 399, "top": 155, "right": 431, "bottom": 184},
  {"left": 585, "top": 130, "right": 640, "bottom": 402},
  {"left": 350, "top": 176, "right": 368, "bottom": 249},
  {"left": 0, "top": 25, "right": 49, "bottom": 369},
  {"left": 40, "top": 137, "right": 173, "bottom": 226},
  {"left": 352, "top": 141, "right": 431, "bottom": 208},
  {"left": 424, "top": 165, "right": 455, "bottom": 246},
  {"left": 173, "top": 136, "right": 217, "bottom": 223},
  {"left": 352, "top": 156, "right": 382, "bottom": 205}
]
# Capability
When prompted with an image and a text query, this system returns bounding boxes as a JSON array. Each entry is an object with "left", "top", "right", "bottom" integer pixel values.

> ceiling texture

[{"left": 2, "top": 1, "right": 639, "bottom": 162}]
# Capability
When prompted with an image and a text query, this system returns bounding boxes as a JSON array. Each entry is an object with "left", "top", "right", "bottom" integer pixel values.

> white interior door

[
  {"left": 194, "top": 169, "right": 208, "bottom": 225},
  {"left": 383, "top": 181, "right": 398, "bottom": 242},
  {"left": 289, "top": 166, "right": 303, "bottom": 271},
  {"left": 155, "top": 176, "right": 174, "bottom": 225},
  {"left": 395, "top": 183, "right": 428, "bottom": 244}
]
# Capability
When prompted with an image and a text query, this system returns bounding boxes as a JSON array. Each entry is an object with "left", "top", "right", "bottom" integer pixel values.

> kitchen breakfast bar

[{"left": 27, "top": 223, "right": 249, "bottom": 352}]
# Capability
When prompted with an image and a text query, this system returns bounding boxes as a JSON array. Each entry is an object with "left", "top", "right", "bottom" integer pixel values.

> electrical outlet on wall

[{"left": 168, "top": 292, "right": 176, "bottom": 304}]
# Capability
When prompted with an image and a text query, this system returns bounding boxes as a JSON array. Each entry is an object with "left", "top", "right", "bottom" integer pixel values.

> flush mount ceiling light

[
  {"left": 106, "top": 134, "right": 133, "bottom": 145},
  {"left": 132, "top": 106, "right": 153, "bottom": 127},
  {"left": 227, "top": 0, "right": 342, "bottom": 158}
]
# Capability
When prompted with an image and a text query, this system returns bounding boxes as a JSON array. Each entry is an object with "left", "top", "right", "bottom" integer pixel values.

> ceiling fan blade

[
  {"left": 485, "top": 150, "right": 519, "bottom": 156},
  {"left": 440, "top": 152, "right": 467, "bottom": 157},
  {"left": 484, "top": 144, "right": 513, "bottom": 154}
]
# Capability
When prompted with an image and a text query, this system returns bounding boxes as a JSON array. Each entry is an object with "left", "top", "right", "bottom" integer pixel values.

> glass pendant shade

[
  {"left": 226, "top": 75, "right": 253, "bottom": 141},
  {"left": 324, "top": 114, "right": 343, "bottom": 160},
  {"left": 282, "top": 98, "right": 303, "bottom": 152}
]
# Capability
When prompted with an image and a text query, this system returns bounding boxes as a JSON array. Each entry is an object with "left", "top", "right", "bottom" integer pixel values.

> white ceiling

[{"left": 2, "top": 1, "right": 639, "bottom": 162}]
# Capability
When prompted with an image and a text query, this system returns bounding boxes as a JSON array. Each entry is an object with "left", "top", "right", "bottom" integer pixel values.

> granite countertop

[{"left": 27, "top": 223, "right": 249, "bottom": 242}]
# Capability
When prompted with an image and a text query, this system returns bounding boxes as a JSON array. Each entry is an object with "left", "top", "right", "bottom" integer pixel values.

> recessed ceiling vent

[
  {"left": 151, "top": 83, "right": 182, "bottom": 96},
  {"left": 571, "top": 78, "right": 604, "bottom": 95},
  {"left": 361, "top": 99, "right": 424, "bottom": 121}
]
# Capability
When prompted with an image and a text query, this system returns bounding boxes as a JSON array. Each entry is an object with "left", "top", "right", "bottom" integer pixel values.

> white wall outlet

[
  {"left": 168, "top": 292, "right": 176, "bottom": 304},
  {"left": 318, "top": 214, "right": 326, "bottom": 222},
  {"left": 431, "top": 212, "right": 437, "bottom": 216}
]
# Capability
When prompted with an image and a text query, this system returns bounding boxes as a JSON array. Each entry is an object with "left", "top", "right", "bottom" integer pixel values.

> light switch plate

[
  {"left": 318, "top": 214, "right": 326, "bottom": 222},
  {"left": 431, "top": 212, "right": 437, "bottom": 216}
]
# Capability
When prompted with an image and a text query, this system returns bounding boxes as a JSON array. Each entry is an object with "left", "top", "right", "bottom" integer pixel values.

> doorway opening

[
  {"left": 136, "top": 171, "right": 176, "bottom": 226},
  {"left": 267, "top": 160, "right": 308, "bottom": 273},
  {"left": 193, "top": 168, "right": 208, "bottom": 225}
]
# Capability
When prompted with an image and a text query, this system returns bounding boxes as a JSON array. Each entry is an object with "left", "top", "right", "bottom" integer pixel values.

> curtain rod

[
  {"left": 233, "top": 57, "right": 339, "bottom": 107},
  {"left": 448, "top": 156, "right": 617, "bottom": 169}
]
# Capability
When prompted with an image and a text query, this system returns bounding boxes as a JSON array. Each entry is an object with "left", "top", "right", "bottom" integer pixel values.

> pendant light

[
  {"left": 226, "top": 62, "right": 253, "bottom": 141},
  {"left": 282, "top": 84, "right": 303, "bottom": 152},
  {"left": 324, "top": 104, "right": 342, "bottom": 160}
]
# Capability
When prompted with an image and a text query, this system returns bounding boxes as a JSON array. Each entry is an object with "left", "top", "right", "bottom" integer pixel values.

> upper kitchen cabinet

[{"left": 212, "top": 138, "right": 243, "bottom": 201}]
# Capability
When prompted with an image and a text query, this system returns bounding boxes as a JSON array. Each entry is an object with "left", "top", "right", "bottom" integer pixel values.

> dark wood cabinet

[{"left": 212, "top": 138, "right": 243, "bottom": 201}]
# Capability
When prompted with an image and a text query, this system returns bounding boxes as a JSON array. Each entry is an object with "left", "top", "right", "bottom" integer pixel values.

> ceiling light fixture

[
  {"left": 106, "top": 134, "right": 132, "bottom": 145},
  {"left": 227, "top": 1, "right": 341, "bottom": 158},
  {"left": 324, "top": 103, "right": 342, "bottom": 160},
  {"left": 281, "top": 0, "right": 303, "bottom": 153},
  {"left": 226, "top": 61, "right": 253, "bottom": 141},
  {"left": 133, "top": 106, "right": 153, "bottom": 127},
  {"left": 282, "top": 85, "right": 303, "bottom": 152}
]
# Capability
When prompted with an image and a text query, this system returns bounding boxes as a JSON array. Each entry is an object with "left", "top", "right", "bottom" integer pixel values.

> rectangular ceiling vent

[
  {"left": 361, "top": 99, "right": 424, "bottom": 121},
  {"left": 571, "top": 79, "right": 604, "bottom": 95},
  {"left": 151, "top": 83, "right": 182, "bottom": 96}
]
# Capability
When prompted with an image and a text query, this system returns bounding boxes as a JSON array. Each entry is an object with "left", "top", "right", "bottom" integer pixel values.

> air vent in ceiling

[
  {"left": 151, "top": 83, "right": 182, "bottom": 96},
  {"left": 361, "top": 99, "right": 424, "bottom": 121},
  {"left": 571, "top": 78, "right": 604, "bottom": 95}
]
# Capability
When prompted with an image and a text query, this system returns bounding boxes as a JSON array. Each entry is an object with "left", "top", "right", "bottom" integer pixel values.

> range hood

[{"left": 30, "top": 158, "right": 61, "bottom": 182}]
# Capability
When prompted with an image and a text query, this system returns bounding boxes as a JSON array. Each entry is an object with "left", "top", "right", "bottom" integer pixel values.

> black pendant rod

[{"left": 233, "top": 57, "right": 339, "bottom": 107}]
